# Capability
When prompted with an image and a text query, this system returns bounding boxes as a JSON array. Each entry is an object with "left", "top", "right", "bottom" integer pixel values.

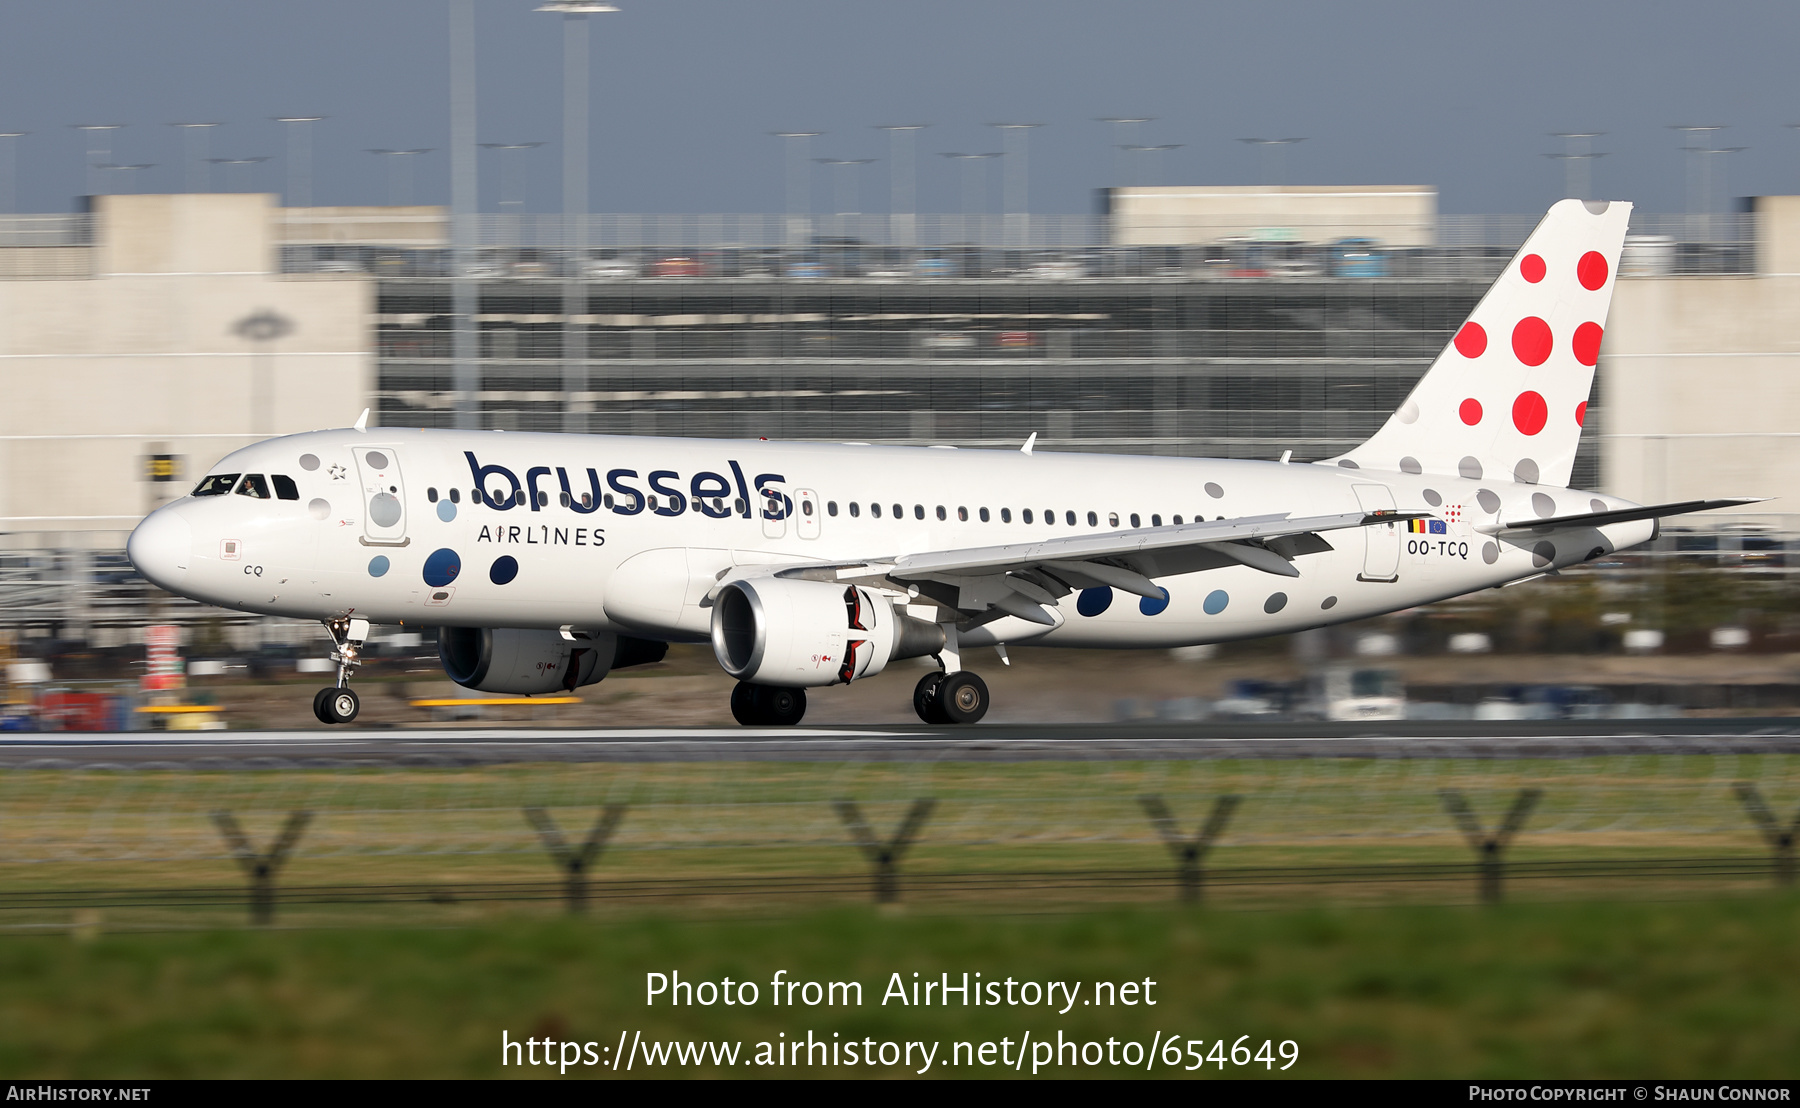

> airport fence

[{"left": 0, "top": 752, "right": 1797, "bottom": 926}]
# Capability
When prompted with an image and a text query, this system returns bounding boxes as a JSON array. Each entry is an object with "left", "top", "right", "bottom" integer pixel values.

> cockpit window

[
  {"left": 272, "top": 474, "right": 300, "bottom": 501},
  {"left": 193, "top": 473, "right": 240, "bottom": 497},
  {"left": 235, "top": 474, "right": 271, "bottom": 499}
]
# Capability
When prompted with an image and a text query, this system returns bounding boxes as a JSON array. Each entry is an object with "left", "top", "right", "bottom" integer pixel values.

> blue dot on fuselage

[
  {"left": 437, "top": 498, "right": 457, "bottom": 522},
  {"left": 1076, "top": 586, "right": 1113, "bottom": 617},
  {"left": 1203, "top": 589, "right": 1229, "bottom": 615},
  {"left": 367, "top": 555, "right": 389, "bottom": 578},
  {"left": 489, "top": 555, "right": 519, "bottom": 585},
  {"left": 422, "top": 547, "right": 461, "bottom": 587},
  {"left": 1140, "top": 588, "right": 1171, "bottom": 616}
]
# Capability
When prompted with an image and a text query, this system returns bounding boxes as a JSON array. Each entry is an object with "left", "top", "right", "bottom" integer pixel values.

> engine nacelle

[
  {"left": 711, "top": 578, "right": 943, "bottom": 687},
  {"left": 438, "top": 628, "right": 669, "bottom": 695}
]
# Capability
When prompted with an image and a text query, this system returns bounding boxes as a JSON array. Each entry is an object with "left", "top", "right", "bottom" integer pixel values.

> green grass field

[{"left": 2, "top": 898, "right": 1797, "bottom": 1079}]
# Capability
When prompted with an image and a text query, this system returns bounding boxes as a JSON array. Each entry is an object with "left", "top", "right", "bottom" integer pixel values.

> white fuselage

[{"left": 127, "top": 427, "right": 1652, "bottom": 651}]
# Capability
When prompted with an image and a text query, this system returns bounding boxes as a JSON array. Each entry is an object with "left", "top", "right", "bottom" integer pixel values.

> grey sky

[{"left": 0, "top": 1, "right": 1795, "bottom": 215}]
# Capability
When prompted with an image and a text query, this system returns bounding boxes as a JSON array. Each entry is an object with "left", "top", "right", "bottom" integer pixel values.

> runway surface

[{"left": 5, "top": 718, "right": 1800, "bottom": 767}]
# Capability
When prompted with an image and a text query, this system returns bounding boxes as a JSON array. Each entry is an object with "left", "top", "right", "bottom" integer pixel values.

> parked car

[{"left": 1329, "top": 238, "right": 1389, "bottom": 277}]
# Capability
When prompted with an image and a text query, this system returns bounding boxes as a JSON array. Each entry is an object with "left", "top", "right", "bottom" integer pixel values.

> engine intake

[
  {"left": 711, "top": 578, "right": 943, "bottom": 687},
  {"left": 438, "top": 628, "right": 668, "bottom": 695}
]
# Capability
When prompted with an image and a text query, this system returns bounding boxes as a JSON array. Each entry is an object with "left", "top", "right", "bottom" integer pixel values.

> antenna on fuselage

[
  {"left": 1020, "top": 432, "right": 1037, "bottom": 456},
  {"left": 353, "top": 408, "right": 369, "bottom": 432}
]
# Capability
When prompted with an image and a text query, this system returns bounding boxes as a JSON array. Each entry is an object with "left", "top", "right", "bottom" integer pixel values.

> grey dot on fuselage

[
  {"left": 1399, "top": 456, "right": 1422, "bottom": 475},
  {"left": 1476, "top": 489, "right": 1501, "bottom": 514},
  {"left": 1532, "top": 492, "right": 1556, "bottom": 518},
  {"left": 1205, "top": 482, "right": 1223, "bottom": 498},
  {"left": 1590, "top": 498, "right": 1607, "bottom": 513},
  {"left": 1459, "top": 457, "right": 1483, "bottom": 480},
  {"left": 1532, "top": 541, "right": 1556, "bottom": 568},
  {"left": 1422, "top": 489, "right": 1442, "bottom": 507},
  {"left": 1482, "top": 541, "right": 1500, "bottom": 564},
  {"left": 1514, "top": 458, "right": 1540, "bottom": 485},
  {"left": 1337, "top": 459, "right": 1359, "bottom": 469}
]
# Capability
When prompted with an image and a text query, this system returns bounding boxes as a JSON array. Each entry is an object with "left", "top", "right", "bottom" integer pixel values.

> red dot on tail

[
  {"left": 1513, "top": 391, "right": 1548, "bottom": 436},
  {"left": 1453, "top": 321, "right": 1487, "bottom": 358},
  {"left": 1576, "top": 401, "right": 1588, "bottom": 427},
  {"left": 1512, "top": 317, "right": 1553, "bottom": 366},
  {"left": 1577, "top": 251, "right": 1608, "bottom": 290},
  {"left": 1460, "top": 398, "right": 1483, "bottom": 425},
  {"left": 1520, "top": 254, "right": 1546, "bottom": 283},
  {"left": 1572, "top": 321, "right": 1604, "bottom": 366}
]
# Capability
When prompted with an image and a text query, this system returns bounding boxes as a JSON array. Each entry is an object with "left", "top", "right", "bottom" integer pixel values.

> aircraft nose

[{"left": 127, "top": 509, "right": 192, "bottom": 591}]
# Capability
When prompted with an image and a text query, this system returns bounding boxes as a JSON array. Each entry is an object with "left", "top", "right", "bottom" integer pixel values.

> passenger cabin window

[
  {"left": 1022, "top": 509, "right": 1033, "bottom": 524},
  {"left": 1109, "top": 512, "right": 1120, "bottom": 527},
  {"left": 892, "top": 503, "right": 902, "bottom": 519},
  {"left": 1151, "top": 514, "right": 1162, "bottom": 527},
  {"left": 193, "top": 473, "right": 240, "bottom": 497},
  {"left": 935, "top": 505, "right": 946, "bottom": 521},
  {"left": 849, "top": 502, "right": 861, "bottom": 518},
  {"left": 957, "top": 506, "right": 968, "bottom": 522},
  {"left": 871, "top": 502, "right": 882, "bottom": 518},
  {"left": 1066, "top": 510, "right": 1076, "bottom": 526},
  {"left": 979, "top": 507, "right": 990, "bottom": 522},
  {"left": 1130, "top": 513, "right": 1141, "bottom": 528},
  {"left": 1001, "top": 508, "right": 1012, "bottom": 523},
  {"left": 1172, "top": 515, "right": 1183, "bottom": 525},
  {"left": 272, "top": 475, "right": 300, "bottom": 501},
  {"left": 1045, "top": 510, "right": 1055, "bottom": 526},
  {"left": 449, "top": 488, "right": 461, "bottom": 504},
  {"left": 427, "top": 487, "right": 439, "bottom": 503},
  {"left": 235, "top": 474, "right": 271, "bottom": 499},
  {"left": 1087, "top": 511, "right": 1098, "bottom": 526}
]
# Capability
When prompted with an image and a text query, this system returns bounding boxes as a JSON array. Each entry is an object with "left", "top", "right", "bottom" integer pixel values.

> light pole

[
  {"left": 479, "top": 142, "right": 546, "bottom": 212},
  {"left": 814, "top": 158, "right": 875, "bottom": 214},
  {"left": 367, "top": 149, "right": 433, "bottom": 206},
  {"left": 208, "top": 156, "right": 270, "bottom": 193},
  {"left": 0, "top": 132, "right": 26, "bottom": 213},
  {"left": 771, "top": 131, "right": 822, "bottom": 244},
  {"left": 1121, "top": 144, "right": 1181, "bottom": 187},
  {"left": 874, "top": 124, "right": 926, "bottom": 245},
  {"left": 1668, "top": 125, "right": 1726, "bottom": 220},
  {"left": 1097, "top": 117, "right": 1153, "bottom": 185},
  {"left": 1238, "top": 137, "right": 1306, "bottom": 186},
  {"left": 536, "top": 1, "right": 619, "bottom": 435},
  {"left": 450, "top": 0, "right": 479, "bottom": 430},
  {"left": 274, "top": 116, "right": 325, "bottom": 208},
  {"left": 97, "top": 163, "right": 155, "bottom": 193},
  {"left": 169, "top": 122, "right": 221, "bottom": 193},
  {"left": 988, "top": 123, "right": 1041, "bottom": 247},
  {"left": 940, "top": 152, "right": 999, "bottom": 241},
  {"left": 71, "top": 124, "right": 125, "bottom": 197}
]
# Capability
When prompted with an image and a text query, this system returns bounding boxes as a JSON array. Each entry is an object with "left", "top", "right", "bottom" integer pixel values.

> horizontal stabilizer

[{"left": 1482, "top": 497, "right": 1768, "bottom": 536}]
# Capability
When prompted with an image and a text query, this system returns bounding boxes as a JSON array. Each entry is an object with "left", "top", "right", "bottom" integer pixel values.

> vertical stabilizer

[{"left": 1329, "top": 199, "right": 1632, "bottom": 488}]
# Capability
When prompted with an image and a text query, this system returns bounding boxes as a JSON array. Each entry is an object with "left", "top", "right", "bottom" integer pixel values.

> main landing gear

[
  {"left": 911, "top": 620, "right": 990, "bottom": 725},
  {"left": 312, "top": 617, "right": 369, "bottom": 726},
  {"left": 730, "top": 682, "right": 808, "bottom": 726}
]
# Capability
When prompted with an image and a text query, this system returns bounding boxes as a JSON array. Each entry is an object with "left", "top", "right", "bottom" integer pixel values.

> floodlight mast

[
  {"left": 771, "top": 131, "right": 823, "bottom": 245},
  {"left": 536, "top": 0, "right": 619, "bottom": 433},
  {"left": 1097, "top": 117, "right": 1153, "bottom": 185},
  {"left": 169, "top": 123, "right": 221, "bottom": 193},
  {"left": 989, "top": 123, "right": 1042, "bottom": 247},
  {"left": 71, "top": 124, "right": 125, "bottom": 197},
  {"left": 874, "top": 124, "right": 927, "bottom": 245},
  {"left": 274, "top": 117, "right": 326, "bottom": 208},
  {"left": 1238, "top": 137, "right": 1306, "bottom": 186},
  {"left": 207, "top": 156, "right": 270, "bottom": 193},
  {"left": 366, "top": 149, "right": 433, "bottom": 206},
  {"left": 0, "top": 132, "right": 27, "bottom": 214}
]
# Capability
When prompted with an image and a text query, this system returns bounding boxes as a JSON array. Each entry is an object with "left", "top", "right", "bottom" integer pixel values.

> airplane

[{"left": 125, "top": 199, "right": 1757, "bottom": 727}]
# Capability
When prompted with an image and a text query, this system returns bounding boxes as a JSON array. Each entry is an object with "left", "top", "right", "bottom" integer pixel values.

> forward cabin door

[
  {"left": 354, "top": 447, "right": 409, "bottom": 546},
  {"left": 1352, "top": 484, "right": 1399, "bottom": 582},
  {"left": 795, "top": 488, "right": 821, "bottom": 539}
]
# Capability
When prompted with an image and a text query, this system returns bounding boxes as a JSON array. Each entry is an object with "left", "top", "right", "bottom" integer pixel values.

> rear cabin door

[
  {"left": 354, "top": 447, "right": 409, "bottom": 546},
  {"left": 1352, "top": 484, "right": 1399, "bottom": 582},
  {"left": 795, "top": 489, "right": 821, "bottom": 539}
]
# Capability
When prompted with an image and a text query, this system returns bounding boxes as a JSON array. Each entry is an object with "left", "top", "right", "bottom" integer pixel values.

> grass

[{"left": 1, "top": 897, "right": 1797, "bottom": 1078}]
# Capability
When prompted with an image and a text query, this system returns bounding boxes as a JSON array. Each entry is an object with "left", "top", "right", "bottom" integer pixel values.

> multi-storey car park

[{"left": 0, "top": 191, "right": 1786, "bottom": 649}]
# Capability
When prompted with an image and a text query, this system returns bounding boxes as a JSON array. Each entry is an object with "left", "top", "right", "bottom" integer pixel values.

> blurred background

[{"left": 4, "top": 1, "right": 1800, "bottom": 729}]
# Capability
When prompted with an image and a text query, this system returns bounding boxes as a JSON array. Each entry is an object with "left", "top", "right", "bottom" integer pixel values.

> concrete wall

[
  {"left": 1107, "top": 185, "right": 1437, "bottom": 247},
  {"left": 1603, "top": 198, "right": 1800, "bottom": 529},
  {"left": 0, "top": 194, "right": 372, "bottom": 546}
]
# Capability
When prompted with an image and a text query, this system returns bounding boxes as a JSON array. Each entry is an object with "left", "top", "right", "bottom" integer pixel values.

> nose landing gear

[{"left": 312, "top": 617, "right": 369, "bottom": 725}]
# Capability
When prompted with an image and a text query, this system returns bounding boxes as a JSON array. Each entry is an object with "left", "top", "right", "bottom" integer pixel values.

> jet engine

[
  {"left": 711, "top": 578, "right": 943, "bottom": 687},
  {"left": 438, "top": 627, "right": 668, "bottom": 695}
]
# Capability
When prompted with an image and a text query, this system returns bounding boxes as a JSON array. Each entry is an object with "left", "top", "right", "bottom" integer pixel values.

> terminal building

[{"left": 0, "top": 189, "right": 1788, "bottom": 642}]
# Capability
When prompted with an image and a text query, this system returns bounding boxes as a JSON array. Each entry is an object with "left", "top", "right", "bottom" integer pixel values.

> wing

[
  {"left": 1479, "top": 497, "right": 1768, "bottom": 537},
  {"left": 768, "top": 509, "right": 1423, "bottom": 626}
]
